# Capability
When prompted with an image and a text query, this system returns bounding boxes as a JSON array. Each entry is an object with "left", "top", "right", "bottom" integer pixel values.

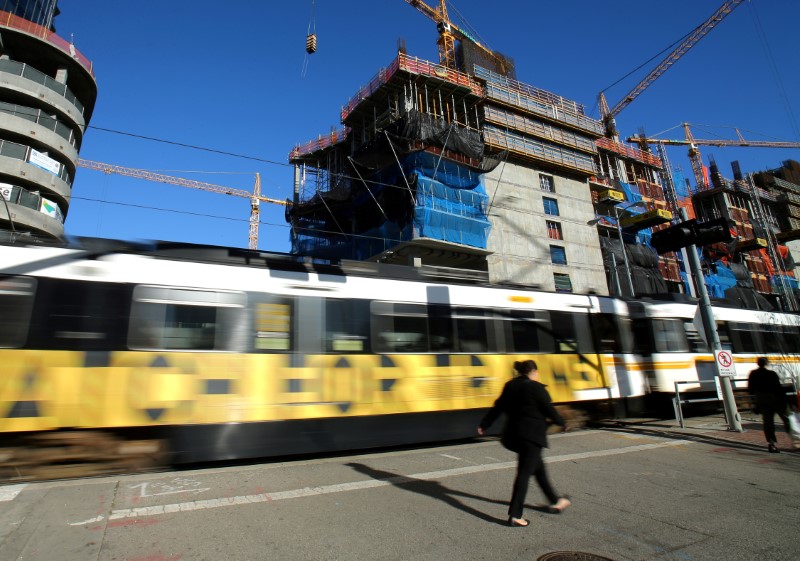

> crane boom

[
  {"left": 77, "top": 158, "right": 289, "bottom": 250},
  {"left": 626, "top": 137, "right": 800, "bottom": 149},
  {"left": 404, "top": 0, "right": 508, "bottom": 74},
  {"left": 600, "top": 0, "right": 744, "bottom": 137},
  {"left": 626, "top": 123, "right": 800, "bottom": 190}
]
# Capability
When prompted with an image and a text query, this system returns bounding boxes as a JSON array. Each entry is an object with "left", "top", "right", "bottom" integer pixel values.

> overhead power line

[{"left": 87, "top": 125, "right": 294, "bottom": 168}]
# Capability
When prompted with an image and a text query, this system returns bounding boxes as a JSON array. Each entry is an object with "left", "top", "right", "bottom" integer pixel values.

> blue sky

[{"left": 56, "top": 0, "right": 800, "bottom": 253}]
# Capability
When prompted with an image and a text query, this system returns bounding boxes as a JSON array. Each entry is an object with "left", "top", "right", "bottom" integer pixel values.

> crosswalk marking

[
  {"left": 102, "top": 439, "right": 690, "bottom": 522},
  {"left": 0, "top": 484, "right": 28, "bottom": 502}
]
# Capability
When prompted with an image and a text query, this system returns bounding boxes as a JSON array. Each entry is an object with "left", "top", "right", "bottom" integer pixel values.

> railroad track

[{"left": 0, "top": 431, "right": 166, "bottom": 483}]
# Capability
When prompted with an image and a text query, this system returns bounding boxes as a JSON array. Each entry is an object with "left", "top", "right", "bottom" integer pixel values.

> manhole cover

[{"left": 537, "top": 553, "right": 615, "bottom": 561}]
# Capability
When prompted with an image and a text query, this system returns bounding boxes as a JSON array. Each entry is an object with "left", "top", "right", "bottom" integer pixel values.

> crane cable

[
  {"left": 302, "top": 0, "right": 317, "bottom": 78},
  {"left": 747, "top": 2, "right": 799, "bottom": 141}
]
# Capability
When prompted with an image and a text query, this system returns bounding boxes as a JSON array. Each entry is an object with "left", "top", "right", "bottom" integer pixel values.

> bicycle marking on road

[{"left": 94, "top": 439, "right": 691, "bottom": 522}]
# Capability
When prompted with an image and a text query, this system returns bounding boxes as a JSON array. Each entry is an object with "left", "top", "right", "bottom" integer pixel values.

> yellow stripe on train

[{"left": 0, "top": 351, "right": 610, "bottom": 432}]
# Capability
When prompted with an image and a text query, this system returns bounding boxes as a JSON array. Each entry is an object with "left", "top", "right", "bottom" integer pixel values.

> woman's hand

[{"left": 477, "top": 427, "right": 485, "bottom": 436}]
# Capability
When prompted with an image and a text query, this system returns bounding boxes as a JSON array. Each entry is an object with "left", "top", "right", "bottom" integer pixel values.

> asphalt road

[{"left": 1, "top": 422, "right": 798, "bottom": 561}]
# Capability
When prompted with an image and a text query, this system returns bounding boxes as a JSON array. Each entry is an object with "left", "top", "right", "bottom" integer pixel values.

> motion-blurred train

[{"left": 1, "top": 237, "right": 798, "bottom": 478}]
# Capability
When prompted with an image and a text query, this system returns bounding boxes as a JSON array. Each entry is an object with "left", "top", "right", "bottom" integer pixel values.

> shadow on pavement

[
  {"left": 345, "top": 462, "right": 556, "bottom": 525},
  {"left": 594, "top": 421, "right": 774, "bottom": 454}
]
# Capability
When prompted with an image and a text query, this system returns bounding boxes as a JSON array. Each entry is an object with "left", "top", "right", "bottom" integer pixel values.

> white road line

[
  {"left": 69, "top": 515, "right": 105, "bottom": 526},
  {"left": 0, "top": 484, "right": 28, "bottom": 502},
  {"left": 102, "top": 439, "right": 690, "bottom": 522},
  {"left": 440, "top": 454, "right": 462, "bottom": 460}
]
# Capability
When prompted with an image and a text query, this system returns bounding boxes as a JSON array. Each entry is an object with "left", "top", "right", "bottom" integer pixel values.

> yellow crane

[
  {"left": 77, "top": 158, "right": 289, "bottom": 250},
  {"left": 627, "top": 124, "right": 800, "bottom": 190},
  {"left": 404, "top": 0, "right": 511, "bottom": 75},
  {"left": 599, "top": 0, "right": 744, "bottom": 138}
]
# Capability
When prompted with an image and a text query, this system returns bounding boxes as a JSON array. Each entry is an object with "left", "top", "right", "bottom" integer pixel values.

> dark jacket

[
  {"left": 479, "top": 376, "right": 565, "bottom": 448},
  {"left": 748, "top": 366, "right": 786, "bottom": 408}
]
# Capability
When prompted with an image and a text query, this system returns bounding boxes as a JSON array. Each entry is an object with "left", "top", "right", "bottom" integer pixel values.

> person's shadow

[{"left": 345, "top": 462, "right": 551, "bottom": 526}]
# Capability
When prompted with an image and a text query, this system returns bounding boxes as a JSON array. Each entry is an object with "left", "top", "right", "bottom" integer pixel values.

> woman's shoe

[
  {"left": 768, "top": 443, "right": 780, "bottom": 453},
  {"left": 548, "top": 496, "right": 572, "bottom": 513},
  {"left": 508, "top": 517, "right": 530, "bottom": 527}
]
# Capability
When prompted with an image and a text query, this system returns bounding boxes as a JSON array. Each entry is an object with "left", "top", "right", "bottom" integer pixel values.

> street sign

[{"left": 715, "top": 350, "right": 736, "bottom": 377}]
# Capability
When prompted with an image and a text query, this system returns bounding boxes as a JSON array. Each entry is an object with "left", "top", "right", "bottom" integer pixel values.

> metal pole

[
  {"left": 680, "top": 208, "right": 742, "bottom": 431},
  {"left": 610, "top": 252, "right": 622, "bottom": 296},
  {"left": 615, "top": 206, "right": 635, "bottom": 297}
]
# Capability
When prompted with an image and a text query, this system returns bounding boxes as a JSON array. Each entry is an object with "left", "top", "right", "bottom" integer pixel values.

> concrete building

[
  {"left": 288, "top": 52, "right": 614, "bottom": 295},
  {"left": 0, "top": 0, "right": 96, "bottom": 241}
]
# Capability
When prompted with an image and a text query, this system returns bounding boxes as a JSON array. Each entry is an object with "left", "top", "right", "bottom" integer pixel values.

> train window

[
  {"left": 453, "top": 307, "right": 489, "bottom": 353},
  {"left": 325, "top": 298, "right": 369, "bottom": 353},
  {"left": 550, "top": 311, "right": 579, "bottom": 353},
  {"left": 254, "top": 299, "right": 293, "bottom": 351},
  {"left": 371, "top": 301, "right": 429, "bottom": 353},
  {"left": 592, "top": 314, "right": 626, "bottom": 353},
  {"left": 507, "top": 310, "right": 552, "bottom": 353},
  {"left": 652, "top": 319, "right": 689, "bottom": 353},
  {"left": 761, "top": 324, "right": 788, "bottom": 354},
  {"left": 728, "top": 322, "right": 761, "bottom": 353},
  {"left": 716, "top": 321, "right": 732, "bottom": 351},
  {"left": 30, "top": 279, "right": 130, "bottom": 350},
  {"left": 428, "top": 304, "right": 454, "bottom": 352},
  {"left": 630, "top": 318, "right": 654, "bottom": 354},
  {"left": 0, "top": 276, "right": 35, "bottom": 348},
  {"left": 784, "top": 326, "right": 800, "bottom": 350},
  {"left": 683, "top": 320, "right": 708, "bottom": 352},
  {"left": 128, "top": 286, "right": 246, "bottom": 351}
]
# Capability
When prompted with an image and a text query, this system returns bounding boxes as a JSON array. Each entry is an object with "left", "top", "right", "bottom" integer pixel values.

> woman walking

[{"left": 478, "top": 359, "right": 571, "bottom": 527}]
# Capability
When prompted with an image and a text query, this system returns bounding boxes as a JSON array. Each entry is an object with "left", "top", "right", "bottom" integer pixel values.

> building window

[
  {"left": 543, "top": 197, "right": 559, "bottom": 216},
  {"left": 546, "top": 220, "right": 562, "bottom": 240},
  {"left": 540, "top": 174, "right": 555, "bottom": 192},
  {"left": 553, "top": 273, "right": 573, "bottom": 293},
  {"left": 550, "top": 245, "right": 567, "bottom": 265}
]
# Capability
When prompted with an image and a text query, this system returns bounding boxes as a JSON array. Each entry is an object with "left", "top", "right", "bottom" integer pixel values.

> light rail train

[{"left": 1, "top": 237, "right": 798, "bottom": 479}]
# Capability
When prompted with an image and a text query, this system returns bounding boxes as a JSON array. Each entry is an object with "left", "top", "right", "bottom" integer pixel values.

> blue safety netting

[
  {"left": 367, "top": 151, "right": 491, "bottom": 250},
  {"left": 771, "top": 275, "right": 799, "bottom": 290},
  {"left": 291, "top": 151, "right": 491, "bottom": 260},
  {"left": 704, "top": 261, "right": 738, "bottom": 299},
  {"left": 616, "top": 181, "right": 644, "bottom": 205}
]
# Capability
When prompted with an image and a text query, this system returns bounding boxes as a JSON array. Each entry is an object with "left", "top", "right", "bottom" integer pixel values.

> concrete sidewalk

[{"left": 597, "top": 411, "right": 800, "bottom": 454}]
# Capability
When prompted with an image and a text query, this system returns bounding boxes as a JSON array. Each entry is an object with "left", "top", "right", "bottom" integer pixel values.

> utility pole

[{"left": 679, "top": 208, "right": 742, "bottom": 432}]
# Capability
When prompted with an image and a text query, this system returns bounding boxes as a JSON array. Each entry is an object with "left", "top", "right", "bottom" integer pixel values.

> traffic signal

[
  {"left": 650, "top": 218, "right": 733, "bottom": 254},
  {"left": 650, "top": 220, "right": 697, "bottom": 254},
  {"left": 692, "top": 217, "right": 733, "bottom": 247}
]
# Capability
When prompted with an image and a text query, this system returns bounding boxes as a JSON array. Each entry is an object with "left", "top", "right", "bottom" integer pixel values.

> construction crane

[
  {"left": 404, "top": 0, "right": 511, "bottom": 75},
  {"left": 77, "top": 158, "right": 289, "bottom": 250},
  {"left": 627, "top": 124, "right": 800, "bottom": 190},
  {"left": 599, "top": 0, "right": 744, "bottom": 139}
]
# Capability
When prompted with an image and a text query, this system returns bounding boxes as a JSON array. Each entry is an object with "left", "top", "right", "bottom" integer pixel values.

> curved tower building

[{"left": 0, "top": 0, "right": 96, "bottom": 241}]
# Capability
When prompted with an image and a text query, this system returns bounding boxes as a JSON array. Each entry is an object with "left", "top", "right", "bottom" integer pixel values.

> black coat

[
  {"left": 748, "top": 366, "right": 786, "bottom": 408},
  {"left": 479, "top": 376, "right": 565, "bottom": 449}
]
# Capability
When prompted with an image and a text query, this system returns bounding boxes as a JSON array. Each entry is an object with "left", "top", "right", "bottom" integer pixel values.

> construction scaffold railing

[
  {"left": 290, "top": 127, "right": 350, "bottom": 160},
  {"left": 0, "top": 10, "right": 95, "bottom": 76},
  {"left": 341, "top": 53, "right": 483, "bottom": 122}
]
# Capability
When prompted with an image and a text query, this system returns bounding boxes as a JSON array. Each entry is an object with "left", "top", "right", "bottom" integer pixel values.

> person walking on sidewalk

[
  {"left": 478, "top": 359, "right": 571, "bottom": 527},
  {"left": 748, "top": 357, "right": 796, "bottom": 453}
]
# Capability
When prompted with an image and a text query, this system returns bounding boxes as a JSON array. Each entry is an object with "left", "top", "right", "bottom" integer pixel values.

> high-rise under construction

[
  {"left": 0, "top": 0, "right": 97, "bottom": 241},
  {"left": 288, "top": 0, "right": 799, "bottom": 310}
]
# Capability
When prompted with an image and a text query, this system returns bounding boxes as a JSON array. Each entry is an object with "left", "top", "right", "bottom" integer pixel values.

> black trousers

[
  {"left": 508, "top": 441, "right": 559, "bottom": 519},
  {"left": 756, "top": 393, "right": 791, "bottom": 444}
]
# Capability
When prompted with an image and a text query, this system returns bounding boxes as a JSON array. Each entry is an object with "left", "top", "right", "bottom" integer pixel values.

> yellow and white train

[{"left": 1, "top": 237, "right": 797, "bottom": 475}]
